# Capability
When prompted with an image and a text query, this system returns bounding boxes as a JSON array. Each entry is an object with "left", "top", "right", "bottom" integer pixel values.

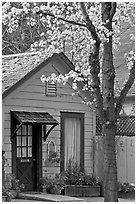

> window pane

[
  {"left": 16, "top": 126, "right": 21, "bottom": 135},
  {"left": 22, "top": 136, "right": 27, "bottom": 146},
  {"left": 17, "top": 136, "right": 21, "bottom": 146},
  {"left": 22, "top": 125, "right": 26, "bottom": 135},
  {"left": 17, "top": 147, "right": 21, "bottom": 158},
  {"left": 28, "top": 125, "right": 32, "bottom": 135},
  {"left": 64, "top": 117, "right": 81, "bottom": 168},
  {"left": 49, "top": 141, "right": 55, "bottom": 152},
  {"left": 28, "top": 136, "right": 32, "bottom": 146},
  {"left": 22, "top": 147, "right": 27, "bottom": 157},
  {"left": 28, "top": 147, "right": 32, "bottom": 157}
]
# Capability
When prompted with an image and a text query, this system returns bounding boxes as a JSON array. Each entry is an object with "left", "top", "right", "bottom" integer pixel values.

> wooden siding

[{"left": 3, "top": 60, "right": 94, "bottom": 177}]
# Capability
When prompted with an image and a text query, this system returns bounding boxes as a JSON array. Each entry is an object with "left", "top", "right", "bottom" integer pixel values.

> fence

[
  {"left": 94, "top": 115, "right": 135, "bottom": 184},
  {"left": 94, "top": 135, "right": 135, "bottom": 184},
  {"left": 96, "top": 115, "right": 135, "bottom": 136}
]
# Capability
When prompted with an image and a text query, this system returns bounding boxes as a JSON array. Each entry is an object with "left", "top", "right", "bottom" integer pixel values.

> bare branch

[
  {"left": 115, "top": 60, "right": 135, "bottom": 115},
  {"left": 2, "top": 39, "right": 21, "bottom": 52},
  {"left": 36, "top": 11, "right": 87, "bottom": 28},
  {"left": 110, "top": 2, "right": 117, "bottom": 20}
]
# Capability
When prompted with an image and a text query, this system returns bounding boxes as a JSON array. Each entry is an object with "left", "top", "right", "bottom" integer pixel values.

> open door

[
  {"left": 11, "top": 110, "right": 58, "bottom": 192},
  {"left": 12, "top": 124, "right": 42, "bottom": 191}
]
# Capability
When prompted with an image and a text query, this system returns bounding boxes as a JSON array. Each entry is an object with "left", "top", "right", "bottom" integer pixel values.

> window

[
  {"left": 45, "top": 82, "right": 57, "bottom": 96},
  {"left": 16, "top": 125, "right": 32, "bottom": 158},
  {"left": 61, "top": 112, "right": 84, "bottom": 171}
]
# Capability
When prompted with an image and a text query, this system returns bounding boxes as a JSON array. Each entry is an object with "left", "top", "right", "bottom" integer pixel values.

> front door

[{"left": 12, "top": 124, "right": 42, "bottom": 191}]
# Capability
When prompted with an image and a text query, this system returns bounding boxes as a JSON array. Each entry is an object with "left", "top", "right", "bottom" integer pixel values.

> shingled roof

[{"left": 2, "top": 52, "right": 44, "bottom": 93}]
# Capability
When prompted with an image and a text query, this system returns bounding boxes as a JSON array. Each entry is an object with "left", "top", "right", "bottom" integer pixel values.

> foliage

[
  {"left": 41, "top": 159, "right": 100, "bottom": 194},
  {"left": 2, "top": 173, "right": 24, "bottom": 201},
  {"left": 48, "top": 150, "right": 60, "bottom": 163},
  {"left": 2, "top": 2, "right": 48, "bottom": 55},
  {"left": 40, "top": 174, "right": 64, "bottom": 194},
  {"left": 2, "top": 2, "right": 135, "bottom": 120},
  {"left": 60, "top": 159, "right": 100, "bottom": 186},
  {"left": 2, "top": 186, "right": 11, "bottom": 202},
  {"left": 4, "top": 173, "right": 25, "bottom": 192},
  {"left": 118, "top": 182, "right": 135, "bottom": 193},
  {"left": 44, "top": 150, "right": 60, "bottom": 166}
]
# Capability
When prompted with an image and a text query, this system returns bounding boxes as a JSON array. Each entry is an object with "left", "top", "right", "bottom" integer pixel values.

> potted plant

[
  {"left": 2, "top": 186, "right": 10, "bottom": 202},
  {"left": 44, "top": 150, "right": 60, "bottom": 167},
  {"left": 60, "top": 159, "right": 101, "bottom": 197},
  {"left": 4, "top": 173, "right": 25, "bottom": 200},
  {"left": 40, "top": 174, "right": 64, "bottom": 195},
  {"left": 118, "top": 182, "right": 135, "bottom": 199}
]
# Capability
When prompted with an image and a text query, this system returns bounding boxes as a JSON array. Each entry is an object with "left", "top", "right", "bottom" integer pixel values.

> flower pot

[
  {"left": 2, "top": 195, "right": 7, "bottom": 202},
  {"left": 9, "top": 190, "right": 17, "bottom": 199},
  {"left": 118, "top": 192, "right": 135, "bottom": 199},
  {"left": 50, "top": 188, "right": 62, "bottom": 195},
  {"left": 65, "top": 185, "right": 100, "bottom": 197}
]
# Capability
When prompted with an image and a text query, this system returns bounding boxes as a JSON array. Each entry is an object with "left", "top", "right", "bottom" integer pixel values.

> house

[{"left": 2, "top": 52, "right": 96, "bottom": 192}]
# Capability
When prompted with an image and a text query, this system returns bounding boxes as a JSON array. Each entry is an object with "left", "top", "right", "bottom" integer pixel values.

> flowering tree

[{"left": 2, "top": 2, "right": 135, "bottom": 202}]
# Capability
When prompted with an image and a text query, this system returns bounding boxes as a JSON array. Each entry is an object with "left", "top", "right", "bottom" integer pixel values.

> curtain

[{"left": 64, "top": 117, "right": 81, "bottom": 168}]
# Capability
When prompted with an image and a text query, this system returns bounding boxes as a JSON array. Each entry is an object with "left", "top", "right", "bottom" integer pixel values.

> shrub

[
  {"left": 60, "top": 159, "right": 100, "bottom": 186},
  {"left": 118, "top": 182, "right": 135, "bottom": 193}
]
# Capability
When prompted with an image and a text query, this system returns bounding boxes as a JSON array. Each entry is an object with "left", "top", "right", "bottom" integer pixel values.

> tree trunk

[
  {"left": 103, "top": 123, "right": 118, "bottom": 202},
  {"left": 101, "top": 3, "right": 118, "bottom": 201}
]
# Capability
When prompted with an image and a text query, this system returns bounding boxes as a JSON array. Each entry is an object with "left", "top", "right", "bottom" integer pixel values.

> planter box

[
  {"left": 118, "top": 192, "right": 135, "bottom": 199},
  {"left": 65, "top": 185, "right": 100, "bottom": 197}
]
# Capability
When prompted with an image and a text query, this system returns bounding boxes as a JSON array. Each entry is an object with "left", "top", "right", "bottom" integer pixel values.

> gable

[{"left": 2, "top": 52, "right": 94, "bottom": 109}]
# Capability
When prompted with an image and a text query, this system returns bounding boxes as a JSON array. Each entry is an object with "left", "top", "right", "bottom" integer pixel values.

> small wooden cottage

[{"left": 2, "top": 52, "right": 95, "bottom": 192}]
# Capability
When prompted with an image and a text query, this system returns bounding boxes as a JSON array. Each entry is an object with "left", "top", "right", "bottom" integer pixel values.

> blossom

[
  {"left": 40, "top": 75, "right": 46, "bottom": 83},
  {"left": 127, "top": 61, "right": 133, "bottom": 70},
  {"left": 2, "top": 2, "right": 135, "bottom": 109}
]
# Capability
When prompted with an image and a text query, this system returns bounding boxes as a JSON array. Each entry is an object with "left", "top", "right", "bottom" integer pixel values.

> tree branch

[
  {"left": 2, "top": 39, "right": 21, "bottom": 52},
  {"left": 80, "top": 2, "right": 104, "bottom": 121},
  {"left": 36, "top": 11, "right": 87, "bottom": 28},
  {"left": 110, "top": 2, "right": 117, "bottom": 20},
  {"left": 115, "top": 60, "right": 135, "bottom": 115},
  {"left": 80, "top": 2, "right": 100, "bottom": 43}
]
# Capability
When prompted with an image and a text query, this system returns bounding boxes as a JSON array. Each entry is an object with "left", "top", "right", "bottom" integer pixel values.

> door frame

[
  {"left": 60, "top": 112, "right": 85, "bottom": 172},
  {"left": 11, "top": 119, "right": 42, "bottom": 191}
]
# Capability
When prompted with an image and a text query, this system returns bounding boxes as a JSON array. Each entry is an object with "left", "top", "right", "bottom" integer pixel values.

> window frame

[{"left": 60, "top": 112, "right": 85, "bottom": 172}]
